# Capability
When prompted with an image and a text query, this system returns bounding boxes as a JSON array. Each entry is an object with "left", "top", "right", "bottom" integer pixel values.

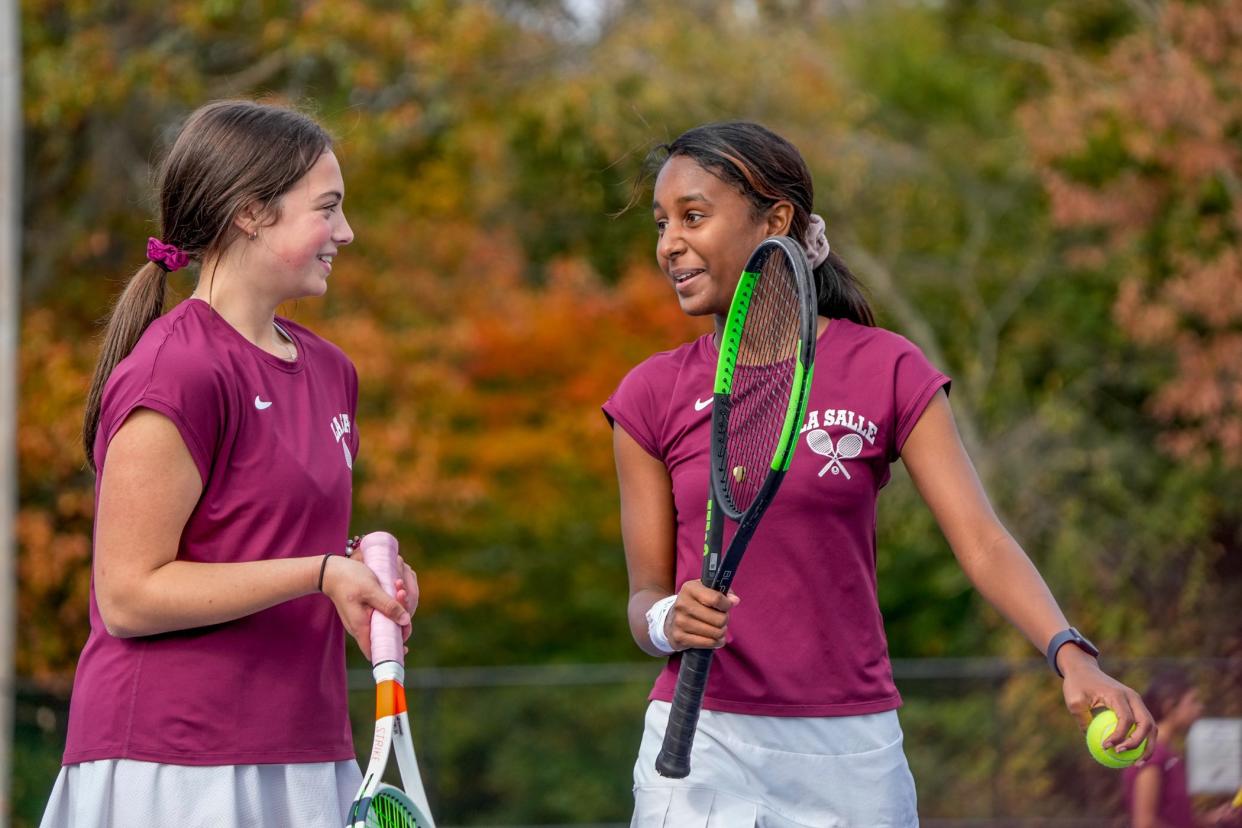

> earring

[{"left": 248, "top": 230, "right": 258, "bottom": 241}]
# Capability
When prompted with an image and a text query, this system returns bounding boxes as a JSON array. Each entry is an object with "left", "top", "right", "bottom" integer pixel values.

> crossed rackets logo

[{"left": 805, "top": 429, "right": 863, "bottom": 479}]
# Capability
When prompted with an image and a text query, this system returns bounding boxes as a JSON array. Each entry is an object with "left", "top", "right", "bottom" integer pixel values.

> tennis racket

[
  {"left": 346, "top": 532, "right": 435, "bottom": 828},
  {"left": 655, "top": 235, "right": 818, "bottom": 779}
]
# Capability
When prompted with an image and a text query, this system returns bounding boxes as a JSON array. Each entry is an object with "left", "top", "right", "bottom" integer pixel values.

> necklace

[{"left": 274, "top": 323, "right": 297, "bottom": 361}]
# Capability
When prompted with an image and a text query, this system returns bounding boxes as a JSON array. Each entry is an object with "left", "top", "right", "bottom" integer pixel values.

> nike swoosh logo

[
  {"left": 254, "top": 396, "right": 273, "bottom": 410},
  {"left": 694, "top": 397, "right": 712, "bottom": 411}
]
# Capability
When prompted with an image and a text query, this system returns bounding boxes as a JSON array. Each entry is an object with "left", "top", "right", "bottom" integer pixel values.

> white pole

[{"left": 0, "top": 0, "right": 22, "bottom": 820}]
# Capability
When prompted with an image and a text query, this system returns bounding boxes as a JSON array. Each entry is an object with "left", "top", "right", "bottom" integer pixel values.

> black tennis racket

[{"left": 654, "top": 235, "right": 818, "bottom": 779}]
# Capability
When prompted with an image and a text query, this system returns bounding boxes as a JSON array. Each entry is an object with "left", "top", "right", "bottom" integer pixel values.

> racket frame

[{"left": 655, "top": 235, "right": 818, "bottom": 779}]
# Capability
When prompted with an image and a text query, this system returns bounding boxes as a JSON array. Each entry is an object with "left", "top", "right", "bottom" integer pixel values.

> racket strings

[
  {"left": 367, "top": 788, "right": 422, "bottom": 828},
  {"left": 723, "top": 251, "right": 802, "bottom": 513}
]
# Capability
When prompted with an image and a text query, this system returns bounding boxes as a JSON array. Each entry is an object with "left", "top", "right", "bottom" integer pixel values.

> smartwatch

[{"left": 1046, "top": 627, "right": 1100, "bottom": 677}]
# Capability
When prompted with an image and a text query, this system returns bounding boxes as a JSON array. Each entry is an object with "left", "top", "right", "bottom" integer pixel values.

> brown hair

[
  {"left": 1142, "top": 670, "right": 1196, "bottom": 722},
  {"left": 82, "top": 100, "right": 332, "bottom": 470},
  {"left": 650, "top": 121, "right": 875, "bottom": 326}
]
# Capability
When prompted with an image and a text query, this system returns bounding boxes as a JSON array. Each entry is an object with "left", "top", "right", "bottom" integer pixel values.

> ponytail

[
  {"left": 815, "top": 251, "right": 874, "bottom": 327},
  {"left": 82, "top": 261, "right": 168, "bottom": 471}
]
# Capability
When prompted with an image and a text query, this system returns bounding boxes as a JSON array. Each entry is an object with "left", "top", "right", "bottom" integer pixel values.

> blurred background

[{"left": 5, "top": 0, "right": 1242, "bottom": 825}]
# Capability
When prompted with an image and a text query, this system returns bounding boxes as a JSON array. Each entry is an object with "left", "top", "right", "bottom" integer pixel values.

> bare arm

[
  {"left": 94, "top": 409, "right": 410, "bottom": 658},
  {"left": 1129, "top": 763, "right": 1166, "bottom": 828},
  {"left": 901, "top": 391, "right": 1155, "bottom": 756},
  {"left": 612, "top": 425, "right": 736, "bottom": 656}
]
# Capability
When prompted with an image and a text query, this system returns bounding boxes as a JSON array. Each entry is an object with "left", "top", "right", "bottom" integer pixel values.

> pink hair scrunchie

[
  {"left": 146, "top": 237, "right": 189, "bottom": 273},
  {"left": 803, "top": 214, "right": 831, "bottom": 269}
]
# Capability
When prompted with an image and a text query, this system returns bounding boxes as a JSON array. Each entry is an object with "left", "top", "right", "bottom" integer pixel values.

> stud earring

[{"left": 248, "top": 230, "right": 258, "bottom": 241}]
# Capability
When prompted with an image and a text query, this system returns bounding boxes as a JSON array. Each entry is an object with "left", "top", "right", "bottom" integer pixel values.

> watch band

[{"left": 1046, "top": 627, "right": 1100, "bottom": 677}]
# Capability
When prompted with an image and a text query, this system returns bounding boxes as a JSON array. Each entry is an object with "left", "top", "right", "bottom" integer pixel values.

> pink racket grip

[{"left": 358, "top": 531, "right": 404, "bottom": 667}]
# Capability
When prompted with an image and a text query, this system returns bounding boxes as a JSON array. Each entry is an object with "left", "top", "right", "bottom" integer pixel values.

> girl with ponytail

[
  {"left": 604, "top": 121, "right": 1154, "bottom": 825},
  {"left": 43, "top": 101, "right": 419, "bottom": 827}
]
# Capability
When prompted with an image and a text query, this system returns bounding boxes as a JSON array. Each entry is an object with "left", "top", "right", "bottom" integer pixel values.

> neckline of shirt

[{"left": 185, "top": 297, "right": 306, "bottom": 374}]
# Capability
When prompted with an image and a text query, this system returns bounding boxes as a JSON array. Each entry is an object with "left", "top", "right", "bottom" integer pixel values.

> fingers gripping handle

[
  {"left": 359, "top": 531, "right": 404, "bottom": 667},
  {"left": 654, "top": 647, "right": 714, "bottom": 778}
]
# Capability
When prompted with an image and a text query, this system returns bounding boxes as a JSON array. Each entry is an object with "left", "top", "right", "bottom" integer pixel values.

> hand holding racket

[
  {"left": 347, "top": 532, "right": 435, "bottom": 828},
  {"left": 320, "top": 547, "right": 414, "bottom": 663},
  {"left": 655, "top": 236, "right": 818, "bottom": 779},
  {"left": 664, "top": 580, "right": 740, "bottom": 651}
]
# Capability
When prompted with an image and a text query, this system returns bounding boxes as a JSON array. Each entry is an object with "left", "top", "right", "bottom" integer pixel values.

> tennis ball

[{"left": 1086, "top": 709, "right": 1147, "bottom": 768}]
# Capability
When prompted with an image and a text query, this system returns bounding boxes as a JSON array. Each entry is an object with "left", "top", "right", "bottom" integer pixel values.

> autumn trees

[{"left": 14, "top": 0, "right": 1241, "bottom": 822}]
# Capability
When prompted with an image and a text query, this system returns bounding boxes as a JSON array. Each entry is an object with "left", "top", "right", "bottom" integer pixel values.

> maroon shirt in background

[
  {"left": 64, "top": 298, "right": 360, "bottom": 766},
  {"left": 604, "top": 319, "right": 951, "bottom": 717},
  {"left": 1123, "top": 741, "right": 1196, "bottom": 828}
]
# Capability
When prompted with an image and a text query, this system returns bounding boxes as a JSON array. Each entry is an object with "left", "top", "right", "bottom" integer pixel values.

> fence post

[{"left": 0, "top": 0, "right": 23, "bottom": 822}]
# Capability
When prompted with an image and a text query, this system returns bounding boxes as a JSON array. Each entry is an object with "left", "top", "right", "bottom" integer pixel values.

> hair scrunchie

[
  {"left": 803, "top": 214, "right": 832, "bottom": 269},
  {"left": 146, "top": 237, "right": 189, "bottom": 273}
]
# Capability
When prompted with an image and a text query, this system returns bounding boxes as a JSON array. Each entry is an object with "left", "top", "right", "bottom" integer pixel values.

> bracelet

[
  {"left": 645, "top": 594, "right": 678, "bottom": 655},
  {"left": 317, "top": 552, "right": 334, "bottom": 593}
]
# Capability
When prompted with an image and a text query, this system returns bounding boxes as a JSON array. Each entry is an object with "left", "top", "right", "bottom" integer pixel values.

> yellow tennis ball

[{"left": 1086, "top": 709, "right": 1147, "bottom": 768}]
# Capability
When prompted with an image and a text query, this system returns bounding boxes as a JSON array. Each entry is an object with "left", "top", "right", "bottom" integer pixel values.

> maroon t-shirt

[
  {"left": 604, "top": 319, "right": 950, "bottom": 716},
  {"left": 64, "top": 298, "right": 360, "bottom": 765}
]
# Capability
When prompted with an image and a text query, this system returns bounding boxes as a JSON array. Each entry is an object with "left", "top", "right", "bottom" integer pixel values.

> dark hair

[
  {"left": 82, "top": 100, "right": 332, "bottom": 470},
  {"left": 651, "top": 121, "right": 874, "bottom": 326},
  {"left": 1142, "top": 670, "right": 1196, "bottom": 722}
]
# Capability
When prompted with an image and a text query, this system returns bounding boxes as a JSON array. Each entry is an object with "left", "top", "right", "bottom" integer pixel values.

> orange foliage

[
  {"left": 17, "top": 310, "right": 99, "bottom": 679},
  {"left": 325, "top": 228, "right": 700, "bottom": 537}
]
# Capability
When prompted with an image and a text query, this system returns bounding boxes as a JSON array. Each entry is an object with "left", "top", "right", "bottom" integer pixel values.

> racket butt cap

[{"left": 654, "top": 754, "right": 691, "bottom": 779}]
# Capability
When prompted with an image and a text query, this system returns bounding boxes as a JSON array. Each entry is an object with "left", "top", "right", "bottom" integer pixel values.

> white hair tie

[{"left": 803, "top": 213, "right": 831, "bottom": 269}]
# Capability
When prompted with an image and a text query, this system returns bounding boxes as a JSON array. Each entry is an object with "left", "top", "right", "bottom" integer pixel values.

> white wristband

[{"left": 645, "top": 594, "right": 678, "bottom": 655}]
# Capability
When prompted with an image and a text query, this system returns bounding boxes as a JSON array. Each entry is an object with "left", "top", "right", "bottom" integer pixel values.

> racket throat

[
  {"left": 708, "top": 480, "right": 780, "bottom": 592},
  {"left": 701, "top": 495, "right": 726, "bottom": 583}
]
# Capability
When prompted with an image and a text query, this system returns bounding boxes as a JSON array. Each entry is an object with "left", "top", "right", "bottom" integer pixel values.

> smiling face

[
  {"left": 251, "top": 150, "right": 354, "bottom": 302},
  {"left": 652, "top": 155, "right": 785, "bottom": 319}
]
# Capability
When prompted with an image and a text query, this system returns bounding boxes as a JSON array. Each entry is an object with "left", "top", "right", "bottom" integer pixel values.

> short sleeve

[
  {"left": 98, "top": 344, "right": 226, "bottom": 485},
  {"left": 602, "top": 367, "right": 664, "bottom": 460},
  {"left": 889, "top": 343, "right": 951, "bottom": 460}
]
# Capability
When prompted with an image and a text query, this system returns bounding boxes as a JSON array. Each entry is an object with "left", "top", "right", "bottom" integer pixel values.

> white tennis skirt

[
  {"left": 39, "top": 758, "right": 362, "bottom": 828},
  {"left": 632, "top": 700, "right": 919, "bottom": 828}
]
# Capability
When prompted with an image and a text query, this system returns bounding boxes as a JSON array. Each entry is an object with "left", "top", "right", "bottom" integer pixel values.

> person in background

[{"left": 1125, "top": 671, "right": 1242, "bottom": 828}]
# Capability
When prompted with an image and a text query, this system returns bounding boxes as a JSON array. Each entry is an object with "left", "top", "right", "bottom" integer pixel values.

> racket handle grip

[
  {"left": 654, "top": 647, "right": 715, "bottom": 779},
  {"left": 359, "top": 531, "right": 404, "bottom": 667}
]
